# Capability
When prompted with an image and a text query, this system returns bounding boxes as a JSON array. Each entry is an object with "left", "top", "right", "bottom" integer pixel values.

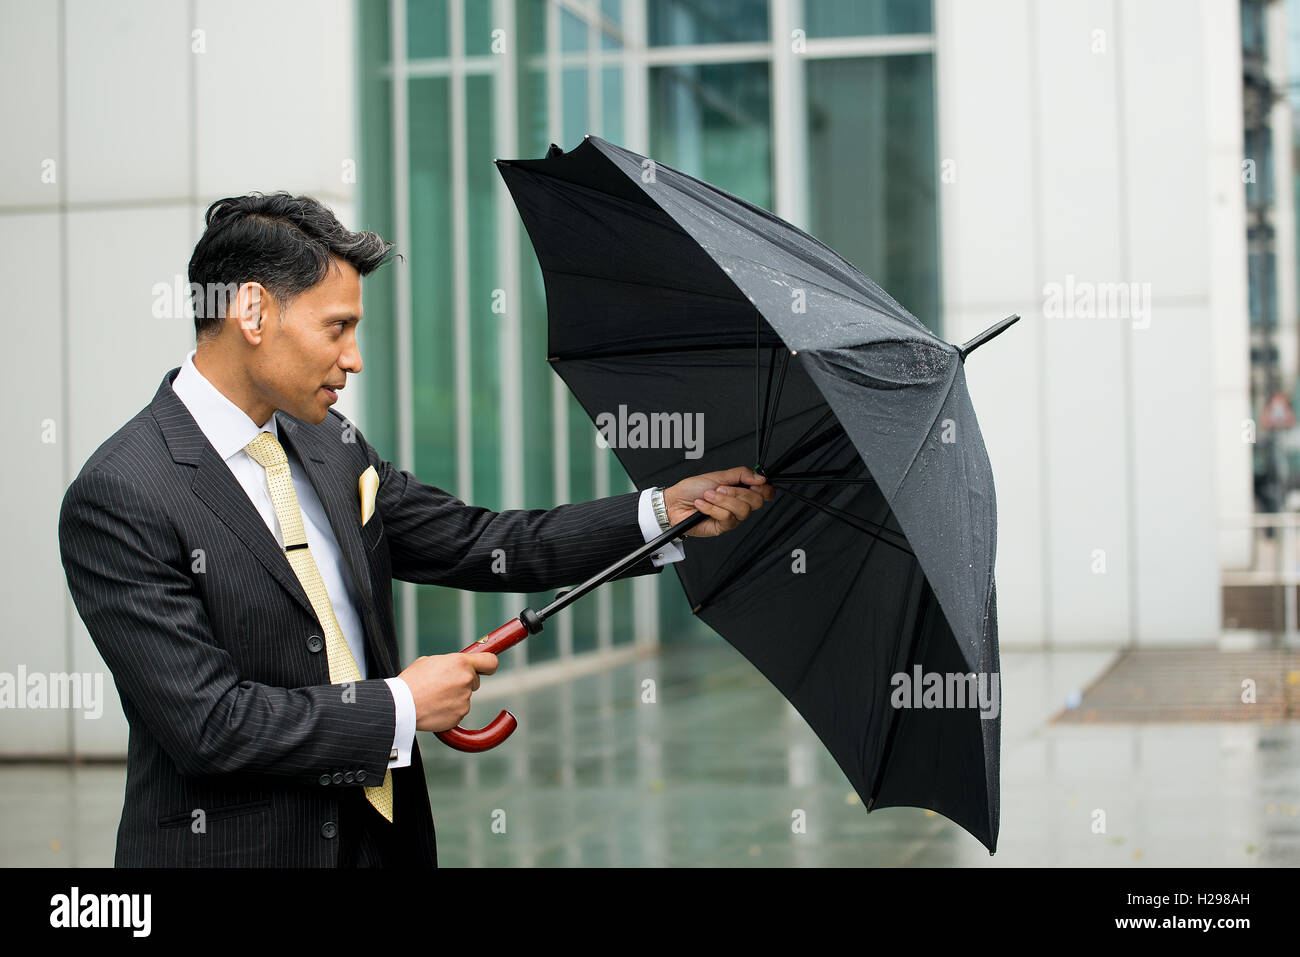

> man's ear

[{"left": 235, "top": 281, "right": 268, "bottom": 342}]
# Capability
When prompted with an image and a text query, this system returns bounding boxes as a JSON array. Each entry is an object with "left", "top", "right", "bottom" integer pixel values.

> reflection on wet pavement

[{"left": 3, "top": 640, "right": 1296, "bottom": 865}]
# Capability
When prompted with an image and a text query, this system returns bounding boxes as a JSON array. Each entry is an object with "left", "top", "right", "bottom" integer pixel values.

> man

[{"left": 57, "top": 192, "right": 772, "bottom": 867}]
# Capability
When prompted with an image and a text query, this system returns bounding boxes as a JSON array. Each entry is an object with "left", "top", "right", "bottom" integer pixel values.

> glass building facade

[{"left": 355, "top": 0, "right": 938, "bottom": 666}]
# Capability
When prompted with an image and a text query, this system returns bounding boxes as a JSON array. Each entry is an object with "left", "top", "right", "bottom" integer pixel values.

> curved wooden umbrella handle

[
  {"left": 434, "top": 617, "right": 531, "bottom": 753},
  {"left": 433, "top": 710, "right": 518, "bottom": 753}
]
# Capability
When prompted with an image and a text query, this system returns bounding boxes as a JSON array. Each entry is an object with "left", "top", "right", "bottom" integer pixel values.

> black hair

[{"left": 187, "top": 191, "right": 397, "bottom": 340}]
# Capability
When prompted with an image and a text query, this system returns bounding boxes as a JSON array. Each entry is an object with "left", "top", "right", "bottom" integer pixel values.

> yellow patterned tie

[{"left": 244, "top": 430, "right": 394, "bottom": 823}]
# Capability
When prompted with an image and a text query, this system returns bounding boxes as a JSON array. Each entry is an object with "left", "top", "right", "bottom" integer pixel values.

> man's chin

[{"left": 285, "top": 400, "right": 331, "bottom": 425}]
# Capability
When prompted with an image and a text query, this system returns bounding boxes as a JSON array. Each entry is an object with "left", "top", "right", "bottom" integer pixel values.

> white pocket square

[{"left": 358, "top": 465, "right": 379, "bottom": 525}]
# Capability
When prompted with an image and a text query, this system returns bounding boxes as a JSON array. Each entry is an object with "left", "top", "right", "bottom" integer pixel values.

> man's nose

[{"left": 341, "top": 337, "right": 362, "bottom": 374}]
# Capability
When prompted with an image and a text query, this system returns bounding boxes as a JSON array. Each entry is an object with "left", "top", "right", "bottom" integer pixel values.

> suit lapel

[{"left": 152, "top": 368, "right": 396, "bottom": 677}]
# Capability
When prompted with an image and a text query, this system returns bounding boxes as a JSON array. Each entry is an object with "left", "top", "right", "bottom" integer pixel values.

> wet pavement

[{"left": 2, "top": 640, "right": 1297, "bottom": 866}]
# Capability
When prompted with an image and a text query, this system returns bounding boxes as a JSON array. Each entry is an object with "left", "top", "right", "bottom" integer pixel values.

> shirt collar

[{"left": 172, "top": 349, "right": 279, "bottom": 462}]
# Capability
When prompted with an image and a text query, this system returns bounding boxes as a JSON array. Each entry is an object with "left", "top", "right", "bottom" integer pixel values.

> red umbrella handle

[{"left": 433, "top": 617, "right": 530, "bottom": 753}]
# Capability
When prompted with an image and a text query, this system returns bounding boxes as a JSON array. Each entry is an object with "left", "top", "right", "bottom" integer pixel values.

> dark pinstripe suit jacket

[{"left": 57, "top": 366, "right": 663, "bottom": 867}]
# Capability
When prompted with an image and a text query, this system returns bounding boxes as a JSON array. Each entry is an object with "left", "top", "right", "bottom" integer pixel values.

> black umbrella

[{"left": 442, "top": 135, "right": 1013, "bottom": 854}]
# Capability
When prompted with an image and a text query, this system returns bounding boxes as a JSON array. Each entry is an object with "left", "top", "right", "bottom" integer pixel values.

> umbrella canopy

[{"left": 496, "top": 135, "right": 1007, "bottom": 854}]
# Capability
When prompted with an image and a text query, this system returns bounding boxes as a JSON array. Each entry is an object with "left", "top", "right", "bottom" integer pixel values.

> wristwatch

[{"left": 650, "top": 486, "right": 671, "bottom": 532}]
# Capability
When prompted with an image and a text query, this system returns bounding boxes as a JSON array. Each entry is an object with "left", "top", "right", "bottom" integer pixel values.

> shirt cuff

[
  {"left": 638, "top": 488, "right": 685, "bottom": 566},
  {"left": 384, "top": 676, "right": 416, "bottom": 769}
]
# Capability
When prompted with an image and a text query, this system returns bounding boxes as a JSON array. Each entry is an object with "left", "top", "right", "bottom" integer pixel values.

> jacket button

[
  {"left": 306, "top": 635, "right": 324, "bottom": 653},
  {"left": 343, "top": 771, "right": 355, "bottom": 784},
  {"left": 318, "top": 773, "right": 331, "bottom": 786},
  {"left": 356, "top": 770, "right": 367, "bottom": 783},
  {"left": 321, "top": 822, "right": 338, "bottom": 839},
  {"left": 331, "top": 772, "right": 344, "bottom": 785}
]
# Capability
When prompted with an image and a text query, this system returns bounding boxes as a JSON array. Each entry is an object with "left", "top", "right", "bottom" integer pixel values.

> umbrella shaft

[{"left": 536, "top": 510, "right": 707, "bottom": 621}]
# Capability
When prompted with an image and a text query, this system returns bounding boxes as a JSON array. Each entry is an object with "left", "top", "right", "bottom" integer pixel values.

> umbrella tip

[{"left": 957, "top": 313, "right": 1020, "bottom": 360}]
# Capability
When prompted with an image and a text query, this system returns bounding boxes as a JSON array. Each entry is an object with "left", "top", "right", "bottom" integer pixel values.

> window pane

[
  {"left": 805, "top": 54, "right": 939, "bottom": 332},
  {"left": 650, "top": 61, "right": 772, "bottom": 210},
  {"left": 408, "top": 0, "right": 448, "bottom": 58},
  {"left": 409, "top": 77, "right": 456, "bottom": 492},
  {"left": 518, "top": 65, "right": 548, "bottom": 156},
  {"left": 562, "top": 7, "right": 587, "bottom": 53},
  {"left": 358, "top": 7, "right": 396, "bottom": 461},
  {"left": 408, "top": 76, "right": 461, "bottom": 653},
  {"left": 562, "top": 67, "right": 589, "bottom": 148},
  {"left": 601, "top": 66, "right": 623, "bottom": 143},
  {"left": 465, "top": 0, "right": 494, "bottom": 54},
  {"left": 361, "top": 0, "right": 391, "bottom": 66},
  {"left": 467, "top": 74, "right": 503, "bottom": 643},
  {"left": 520, "top": 0, "right": 546, "bottom": 56},
  {"left": 1245, "top": 126, "right": 1273, "bottom": 209},
  {"left": 600, "top": 0, "right": 622, "bottom": 51},
  {"left": 802, "top": 0, "right": 931, "bottom": 37},
  {"left": 649, "top": 0, "right": 769, "bottom": 45}
]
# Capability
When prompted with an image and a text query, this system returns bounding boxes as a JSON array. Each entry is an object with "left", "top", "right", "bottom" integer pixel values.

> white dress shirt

[{"left": 172, "top": 349, "right": 683, "bottom": 768}]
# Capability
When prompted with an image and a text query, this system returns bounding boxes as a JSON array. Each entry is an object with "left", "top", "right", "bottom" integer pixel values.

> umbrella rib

[
  {"left": 868, "top": 355, "right": 961, "bottom": 500},
  {"left": 688, "top": 502, "right": 817, "bottom": 615},
  {"left": 756, "top": 347, "right": 790, "bottom": 470},
  {"left": 764, "top": 423, "right": 844, "bottom": 478},
  {"left": 754, "top": 311, "right": 760, "bottom": 464},
  {"left": 758, "top": 407, "right": 836, "bottom": 478},
  {"left": 787, "top": 512, "right": 887, "bottom": 695},
  {"left": 759, "top": 344, "right": 780, "bottom": 449},
  {"left": 769, "top": 476, "right": 877, "bottom": 485},
  {"left": 550, "top": 339, "right": 782, "bottom": 362},
  {"left": 868, "top": 564, "right": 932, "bottom": 812},
  {"left": 755, "top": 336, "right": 778, "bottom": 467},
  {"left": 770, "top": 468, "right": 858, "bottom": 478},
  {"left": 688, "top": 426, "right": 866, "bottom": 615},
  {"left": 770, "top": 482, "right": 913, "bottom": 557},
  {"left": 538, "top": 265, "right": 753, "bottom": 305}
]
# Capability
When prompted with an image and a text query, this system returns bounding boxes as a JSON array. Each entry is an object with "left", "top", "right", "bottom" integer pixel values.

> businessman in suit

[{"left": 57, "top": 193, "right": 771, "bottom": 867}]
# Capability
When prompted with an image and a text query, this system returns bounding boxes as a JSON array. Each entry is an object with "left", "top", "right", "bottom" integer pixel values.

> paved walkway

[{"left": 2, "top": 642, "right": 1297, "bottom": 866}]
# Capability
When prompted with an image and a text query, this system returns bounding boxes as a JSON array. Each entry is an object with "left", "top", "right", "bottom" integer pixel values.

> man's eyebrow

[{"left": 322, "top": 313, "right": 361, "bottom": 324}]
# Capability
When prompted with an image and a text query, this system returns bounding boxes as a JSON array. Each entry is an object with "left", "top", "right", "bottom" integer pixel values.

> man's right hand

[{"left": 398, "top": 652, "right": 500, "bottom": 732}]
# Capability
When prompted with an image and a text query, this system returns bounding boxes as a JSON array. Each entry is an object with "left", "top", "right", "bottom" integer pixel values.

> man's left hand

[{"left": 663, "top": 467, "right": 775, "bottom": 538}]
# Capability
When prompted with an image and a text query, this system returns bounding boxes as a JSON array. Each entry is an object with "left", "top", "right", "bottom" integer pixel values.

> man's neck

[{"left": 193, "top": 347, "right": 275, "bottom": 427}]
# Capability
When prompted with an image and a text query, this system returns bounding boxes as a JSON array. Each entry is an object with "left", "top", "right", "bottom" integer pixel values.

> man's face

[{"left": 248, "top": 256, "right": 363, "bottom": 425}]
